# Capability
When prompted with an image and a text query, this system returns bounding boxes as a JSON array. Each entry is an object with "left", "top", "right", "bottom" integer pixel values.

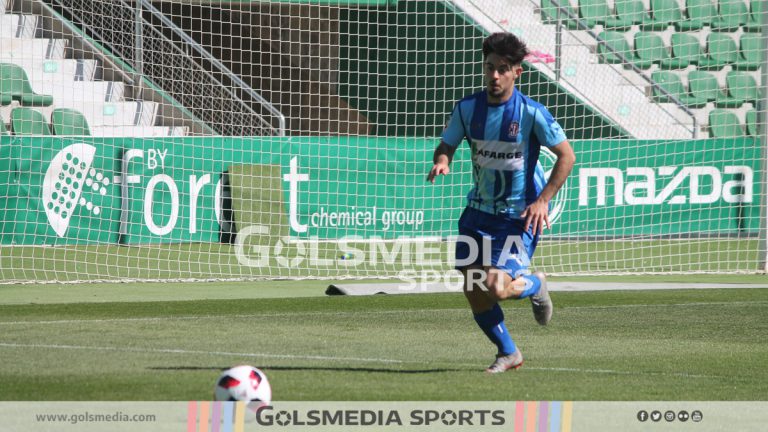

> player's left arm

[{"left": 521, "top": 140, "right": 576, "bottom": 235}]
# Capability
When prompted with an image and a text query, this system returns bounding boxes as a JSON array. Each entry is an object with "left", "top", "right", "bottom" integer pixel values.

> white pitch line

[
  {"left": 519, "top": 366, "right": 720, "bottom": 380},
  {"left": 0, "top": 301, "right": 765, "bottom": 326},
  {"left": 0, "top": 342, "right": 724, "bottom": 380},
  {"left": 0, "top": 342, "right": 404, "bottom": 364}
]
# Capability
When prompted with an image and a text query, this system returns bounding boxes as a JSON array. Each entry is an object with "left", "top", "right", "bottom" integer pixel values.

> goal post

[{"left": 0, "top": 0, "right": 766, "bottom": 283}]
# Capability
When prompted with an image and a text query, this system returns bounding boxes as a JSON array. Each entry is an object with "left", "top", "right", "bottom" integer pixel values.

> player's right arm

[
  {"left": 427, "top": 142, "right": 457, "bottom": 183},
  {"left": 427, "top": 101, "right": 466, "bottom": 183}
]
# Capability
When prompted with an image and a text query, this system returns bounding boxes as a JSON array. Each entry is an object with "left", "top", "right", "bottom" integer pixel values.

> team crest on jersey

[{"left": 507, "top": 121, "right": 520, "bottom": 139}]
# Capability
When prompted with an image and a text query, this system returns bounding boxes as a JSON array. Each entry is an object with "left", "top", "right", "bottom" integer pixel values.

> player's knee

[
  {"left": 484, "top": 271, "right": 506, "bottom": 301},
  {"left": 462, "top": 267, "right": 487, "bottom": 293}
]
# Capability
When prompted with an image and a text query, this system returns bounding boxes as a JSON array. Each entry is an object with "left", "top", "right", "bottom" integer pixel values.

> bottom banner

[{"left": 1, "top": 401, "right": 766, "bottom": 431}]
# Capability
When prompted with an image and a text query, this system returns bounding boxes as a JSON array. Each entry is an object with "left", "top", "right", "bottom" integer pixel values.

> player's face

[{"left": 484, "top": 53, "right": 522, "bottom": 104}]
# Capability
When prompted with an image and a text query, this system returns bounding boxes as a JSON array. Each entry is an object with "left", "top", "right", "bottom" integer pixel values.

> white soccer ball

[{"left": 214, "top": 365, "right": 271, "bottom": 405}]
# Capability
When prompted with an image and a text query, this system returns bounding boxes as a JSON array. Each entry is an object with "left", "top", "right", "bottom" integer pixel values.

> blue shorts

[{"left": 455, "top": 207, "right": 539, "bottom": 279}]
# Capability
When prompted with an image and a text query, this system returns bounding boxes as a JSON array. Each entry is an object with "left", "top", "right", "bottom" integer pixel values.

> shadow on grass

[{"left": 148, "top": 365, "right": 465, "bottom": 374}]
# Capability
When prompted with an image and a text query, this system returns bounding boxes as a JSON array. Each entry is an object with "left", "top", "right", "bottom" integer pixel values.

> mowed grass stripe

[
  {"left": 0, "top": 300, "right": 766, "bottom": 325},
  {"left": 0, "top": 289, "right": 765, "bottom": 400},
  {"left": 0, "top": 342, "right": 725, "bottom": 380}
]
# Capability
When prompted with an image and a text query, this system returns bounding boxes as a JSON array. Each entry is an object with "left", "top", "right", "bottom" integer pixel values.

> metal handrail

[
  {"left": 41, "top": 0, "right": 285, "bottom": 136},
  {"left": 37, "top": 0, "right": 135, "bottom": 86},
  {"left": 138, "top": 0, "right": 286, "bottom": 136}
]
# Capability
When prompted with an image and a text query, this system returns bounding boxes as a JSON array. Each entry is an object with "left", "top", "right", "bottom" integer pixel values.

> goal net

[{"left": 0, "top": 0, "right": 765, "bottom": 283}]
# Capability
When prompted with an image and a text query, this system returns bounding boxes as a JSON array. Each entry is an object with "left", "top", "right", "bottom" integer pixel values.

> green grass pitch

[{"left": 0, "top": 281, "right": 766, "bottom": 401}]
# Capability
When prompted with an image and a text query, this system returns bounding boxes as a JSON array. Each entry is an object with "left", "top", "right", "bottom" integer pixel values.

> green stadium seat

[
  {"left": 744, "top": 0, "right": 762, "bottom": 32},
  {"left": 641, "top": 0, "right": 683, "bottom": 31},
  {"left": 677, "top": 0, "right": 718, "bottom": 31},
  {"left": 745, "top": 109, "right": 758, "bottom": 137},
  {"left": 613, "top": 0, "right": 653, "bottom": 26},
  {"left": 698, "top": 33, "right": 738, "bottom": 70},
  {"left": 540, "top": 0, "right": 580, "bottom": 29},
  {"left": 10, "top": 107, "right": 52, "bottom": 135},
  {"left": 51, "top": 108, "right": 91, "bottom": 136},
  {"left": 725, "top": 71, "right": 761, "bottom": 106},
  {"left": 0, "top": 93, "right": 11, "bottom": 106},
  {"left": 650, "top": 70, "right": 708, "bottom": 108},
  {"left": 709, "top": 109, "right": 744, "bottom": 137},
  {"left": 732, "top": 33, "right": 762, "bottom": 71},
  {"left": 687, "top": 70, "right": 743, "bottom": 108},
  {"left": 593, "top": 0, "right": 636, "bottom": 30},
  {"left": 0, "top": 115, "right": 8, "bottom": 135},
  {"left": 577, "top": 0, "right": 610, "bottom": 27},
  {"left": 577, "top": 0, "right": 635, "bottom": 29},
  {"left": 667, "top": 33, "right": 704, "bottom": 67},
  {"left": 634, "top": 32, "right": 677, "bottom": 68},
  {"left": 598, "top": 31, "right": 653, "bottom": 69},
  {"left": 711, "top": 0, "right": 748, "bottom": 32},
  {"left": 0, "top": 63, "right": 54, "bottom": 107}
]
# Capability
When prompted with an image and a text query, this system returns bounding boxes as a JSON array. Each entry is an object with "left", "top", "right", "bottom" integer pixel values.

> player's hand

[
  {"left": 427, "top": 163, "right": 450, "bottom": 183},
  {"left": 521, "top": 199, "right": 550, "bottom": 235}
]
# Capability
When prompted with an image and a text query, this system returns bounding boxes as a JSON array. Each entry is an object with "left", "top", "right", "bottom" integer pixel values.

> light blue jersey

[{"left": 442, "top": 89, "right": 567, "bottom": 218}]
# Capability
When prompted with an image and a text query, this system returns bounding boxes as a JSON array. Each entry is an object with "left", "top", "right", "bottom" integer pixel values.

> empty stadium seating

[
  {"left": 678, "top": 0, "right": 718, "bottom": 31},
  {"left": 733, "top": 33, "right": 762, "bottom": 71},
  {"left": 667, "top": 32, "right": 704, "bottom": 68},
  {"left": 540, "top": 0, "right": 580, "bottom": 29},
  {"left": 698, "top": 33, "right": 739, "bottom": 70},
  {"left": 642, "top": 0, "right": 683, "bottom": 31},
  {"left": 744, "top": 0, "right": 761, "bottom": 32},
  {"left": 745, "top": 109, "right": 758, "bottom": 137},
  {"left": 51, "top": 108, "right": 91, "bottom": 136},
  {"left": 709, "top": 109, "right": 744, "bottom": 137},
  {"left": 687, "top": 70, "right": 743, "bottom": 108},
  {"left": 711, "top": 0, "right": 748, "bottom": 32},
  {"left": 0, "top": 63, "right": 54, "bottom": 106},
  {"left": 725, "top": 71, "right": 761, "bottom": 106},
  {"left": 11, "top": 107, "right": 51, "bottom": 135},
  {"left": 534, "top": 0, "right": 761, "bottom": 138},
  {"left": 598, "top": 31, "right": 653, "bottom": 69},
  {"left": 0, "top": 0, "right": 189, "bottom": 137},
  {"left": 651, "top": 70, "right": 707, "bottom": 108}
]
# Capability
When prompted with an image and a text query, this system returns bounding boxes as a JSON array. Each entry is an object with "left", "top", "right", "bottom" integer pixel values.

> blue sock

[
  {"left": 473, "top": 303, "right": 516, "bottom": 355},
  {"left": 515, "top": 274, "right": 541, "bottom": 299}
]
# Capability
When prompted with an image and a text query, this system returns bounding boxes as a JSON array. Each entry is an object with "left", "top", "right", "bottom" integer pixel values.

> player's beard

[{"left": 487, "top": 83, "right": 504, "bottom": 98}]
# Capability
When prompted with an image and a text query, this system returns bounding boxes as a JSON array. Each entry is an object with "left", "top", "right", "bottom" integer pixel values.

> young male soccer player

[{"left": 427, "top": 33, "right": 575, "bottom": 373}]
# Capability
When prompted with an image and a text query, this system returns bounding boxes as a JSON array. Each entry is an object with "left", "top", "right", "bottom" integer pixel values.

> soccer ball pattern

[{"left": 214, "top": 365, "right": 271, "bottom": 406}]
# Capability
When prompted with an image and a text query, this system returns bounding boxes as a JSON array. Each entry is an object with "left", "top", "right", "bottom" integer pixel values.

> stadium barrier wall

[{"left": 0, "top": 136, "right": 760, "bottom": 246}]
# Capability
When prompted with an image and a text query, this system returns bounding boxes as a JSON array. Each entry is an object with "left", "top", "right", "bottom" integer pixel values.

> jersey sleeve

[
  {"left": 440, "top": 103, "right": 467, "bottom": 148},
  {"left": 533, "top": 105, "right": 567, "bottom": 148}
]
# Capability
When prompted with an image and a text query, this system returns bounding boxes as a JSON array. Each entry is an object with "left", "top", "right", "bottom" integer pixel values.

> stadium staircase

[
  {"left": 452, "top": 0, "right": 762, "bottom": 139},
  {"left": 0, "top": 0, "right": 275, "bottom": 137}
]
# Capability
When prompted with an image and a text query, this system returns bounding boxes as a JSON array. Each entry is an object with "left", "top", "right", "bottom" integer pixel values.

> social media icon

[
  {"left": 692, "top": 410, "right": 703, "bottom": 422},
  {"left": 637, "top": 410, "right": 649, "bottom": 422},
  {"left": 665, "top": 411, "right": 676, "bottom": 422},
  {"left": 651, "top": 411, "right": 662, "bottom": 422},
  {"left": 678, "top": 410, "right": 690, "bottom": 422}
]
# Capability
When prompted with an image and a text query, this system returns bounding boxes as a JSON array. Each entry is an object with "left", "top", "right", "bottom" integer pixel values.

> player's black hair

[{"left": 482, "top": 32, "right": 529, "bottom": 66}]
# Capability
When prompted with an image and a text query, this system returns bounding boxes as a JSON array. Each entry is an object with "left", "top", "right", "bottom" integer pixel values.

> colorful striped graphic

[
  {"left": 512, "top": 401, "right": 574, "bottom": 432},
  {"left": 188, "top": 401, "right": 247, "bottom": 432},
  {"left": 515, "top": 401, "right": 525, "bottom": 431},
  {"left": 527, "top": 401, "right": 538, "bottom": 432}
]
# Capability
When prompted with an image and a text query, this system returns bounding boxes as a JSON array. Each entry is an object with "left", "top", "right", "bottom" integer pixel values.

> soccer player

[{"left": 427, "top": 33, "right": 575, "bottom": 373}]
